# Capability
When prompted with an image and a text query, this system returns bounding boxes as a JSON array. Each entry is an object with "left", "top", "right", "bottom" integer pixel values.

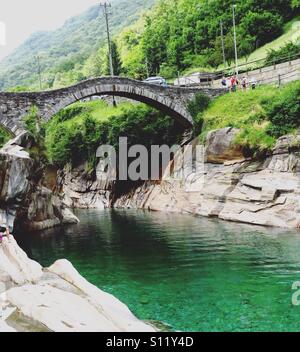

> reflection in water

[{"left": 16, "top": 209, "right": 300, "bottom": 332}]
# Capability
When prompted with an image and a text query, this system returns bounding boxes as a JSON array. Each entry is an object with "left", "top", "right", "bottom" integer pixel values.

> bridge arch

[
  {"left": 0, "top": 77, "right": 225, "bottom": 135},
  {"left": 41, "top": 77, "right": 195, "bottom": 127}
]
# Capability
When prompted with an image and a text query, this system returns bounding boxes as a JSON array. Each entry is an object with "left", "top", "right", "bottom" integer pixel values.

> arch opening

[{"left": 48, "top": 91, "right": 193, "bottom": 129}]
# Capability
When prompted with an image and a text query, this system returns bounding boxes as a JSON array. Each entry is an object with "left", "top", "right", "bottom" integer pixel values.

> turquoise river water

[{"left": 15, "top": 209, "right": 300, "bottom": 332}]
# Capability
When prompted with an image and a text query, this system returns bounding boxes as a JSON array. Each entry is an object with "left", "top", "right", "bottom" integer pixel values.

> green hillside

[
  {"left": 231, "top": 16, "right": 300, "bottom": 70},
  {"left": 1, "top": 0, "right": 299, "bottom": 90},
  {"left": 184, "top": 15, "right": 300, "bottom": 74},
  {"left": 118, "top": 0, "right": 300, "bottom": 78},
  {"left": 0, "top": 0, "right": 156, "bottom": 90}
]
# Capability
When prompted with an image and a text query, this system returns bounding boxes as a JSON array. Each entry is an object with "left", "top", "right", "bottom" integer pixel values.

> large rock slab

[
  {"left": 0, "top": 237, "right": 42, "bottom": 285},
  {"left": 48, "top": 260, "right": 156, "bottom": 332},
  {"left": 0, "top": 237, "right": 155, "bottom": 332},
  {"left": 0, "top": 145, "right": 33, "bottom": 203},
  {"left": 5, "top": 284, "right": 121, "bottom": 332}
]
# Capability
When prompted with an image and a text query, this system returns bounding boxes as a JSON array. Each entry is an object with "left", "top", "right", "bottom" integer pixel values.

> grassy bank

[
  {"left": 45, "top": 99, "right": 136, "bottom": 149},
  {"left": 199, "top": 80, "right": 300, "bottom": 151}
]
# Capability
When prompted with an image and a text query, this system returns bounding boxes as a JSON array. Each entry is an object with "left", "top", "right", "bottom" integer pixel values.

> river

[{"left": 15, "top": 209, "right": 300, "bottom": 332}]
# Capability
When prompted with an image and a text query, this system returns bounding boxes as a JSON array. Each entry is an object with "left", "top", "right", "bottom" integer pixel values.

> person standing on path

[
  {"left": 242, "top": 77, "right": 248, "bottom": 91},
  {"left": 230, "top": 75, "right": 238, "bottom": 93}
]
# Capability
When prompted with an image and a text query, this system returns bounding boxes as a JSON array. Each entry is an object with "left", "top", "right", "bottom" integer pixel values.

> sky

[{"left": 0, "top": 0, "right": 99, "bottom": 61}]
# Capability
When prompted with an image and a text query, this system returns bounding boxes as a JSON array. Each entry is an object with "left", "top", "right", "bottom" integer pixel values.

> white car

[{"left": 143, "top": 76, "right": 167, "bottom": 86}]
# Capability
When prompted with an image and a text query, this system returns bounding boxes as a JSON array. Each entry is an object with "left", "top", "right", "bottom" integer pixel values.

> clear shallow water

[{"left": 15, "top": 209, "right": 300, "bottom": 332}]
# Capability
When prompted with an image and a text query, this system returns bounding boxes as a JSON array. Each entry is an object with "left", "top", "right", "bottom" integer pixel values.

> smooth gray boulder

[
  {"left": 205, "top": 127, "right": 244, "bottom": 164},
  {"left": 0, "top": 237, "right": 156, "bottom": 332}
]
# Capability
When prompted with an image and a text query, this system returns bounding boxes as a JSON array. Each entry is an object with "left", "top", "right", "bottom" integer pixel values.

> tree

[
  {"left": 224, "top": 33, "right": 236, "bottom": 67},
  {"left": 106, "top": 41, "right": 122, "bottom": 76},
  {"left": 238, "top": 34, "right": 256, "bottom": 62},
  {"left": 292, "top": 0, "right": 300, "bottom": 8},
  {"left": 265, "top": 42, "right": 300, "bottom": 65},
  {"left": 240, "top": 11, "right": 283, "bottom": 49},
  {"left": 83, "top": 50, "right": 105, "bottom": 78},
  {"left": 23, "top": 106, "right": 48, "bottom": 164}
]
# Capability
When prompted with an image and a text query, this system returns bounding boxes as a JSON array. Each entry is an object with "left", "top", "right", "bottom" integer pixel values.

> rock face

[
  {"left": 16, "top": 126, "right": 300, "bottom": 230},
  {"left": 115, "top": 132, "right": 300, "bottom": 229},
  {"left": 0, "top": 236, "right": 155, "bottom": 332},
  {"left": 57, "top": 164, "right": 113, "bottom": 209},
  {"left": 205, "top": 127, "right": 244, "bottom": 163},
  {"left": 0, "top": 132, "right": 79, "bottom": 232}
]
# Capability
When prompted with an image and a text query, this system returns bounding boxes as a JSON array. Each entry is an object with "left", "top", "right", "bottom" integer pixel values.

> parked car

[{"left": 143, "top": 76, "right": 167, "bottom": 86}]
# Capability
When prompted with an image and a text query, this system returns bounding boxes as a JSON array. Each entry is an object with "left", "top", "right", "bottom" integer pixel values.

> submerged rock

[{"left": 0, "top": 236, "right": 155, "bottom": 332}]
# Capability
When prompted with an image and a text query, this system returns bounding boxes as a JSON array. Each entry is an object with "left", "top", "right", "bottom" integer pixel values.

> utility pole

[
  {"left": 220, "top": 20, "right": 226, "bottom": 69},
  {"left": 100, "top": 1, "right": 116, "bottom": 106},
  {"left": 100, "top": 1, "right": 114, "bottom": 76},
  {"left": 232, "top": 4, "right": 239, "bottom": 76}
]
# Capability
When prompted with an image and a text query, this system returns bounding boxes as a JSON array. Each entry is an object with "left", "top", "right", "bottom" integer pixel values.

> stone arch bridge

[{"left": 0, "top": 77, "right": 225, "bottom": 136}]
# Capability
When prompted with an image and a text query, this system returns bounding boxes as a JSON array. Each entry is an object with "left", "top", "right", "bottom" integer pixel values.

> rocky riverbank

[
  {"left": 0, "top": 132, "right": 78, "bottom": 232},
  {"left": 0, "top": 133, "right": 157, "bottom": 332},
  {"left": 0, "top": 236, "right": 155, "bottom": 332},
  {"left": 54, "top": 127, "right": 300, "bottom": 229},
  {"left": 3, "top": 126, "right": 300, "bottom": 231},
  {"left": 114, "top": 128, "right": 300, "bottom": 229},
  {"left": 1, "top": 127, "right": 300, "bottom": 331}
]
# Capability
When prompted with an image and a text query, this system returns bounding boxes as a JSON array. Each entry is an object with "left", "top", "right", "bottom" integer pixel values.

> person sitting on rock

[{"left": 0, "top": 225, "right": 10, "bottom": 243}]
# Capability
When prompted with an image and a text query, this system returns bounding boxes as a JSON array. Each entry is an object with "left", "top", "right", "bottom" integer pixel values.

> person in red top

[{"left": 230, "top": 75, "right": 238, "bottom": 93}]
